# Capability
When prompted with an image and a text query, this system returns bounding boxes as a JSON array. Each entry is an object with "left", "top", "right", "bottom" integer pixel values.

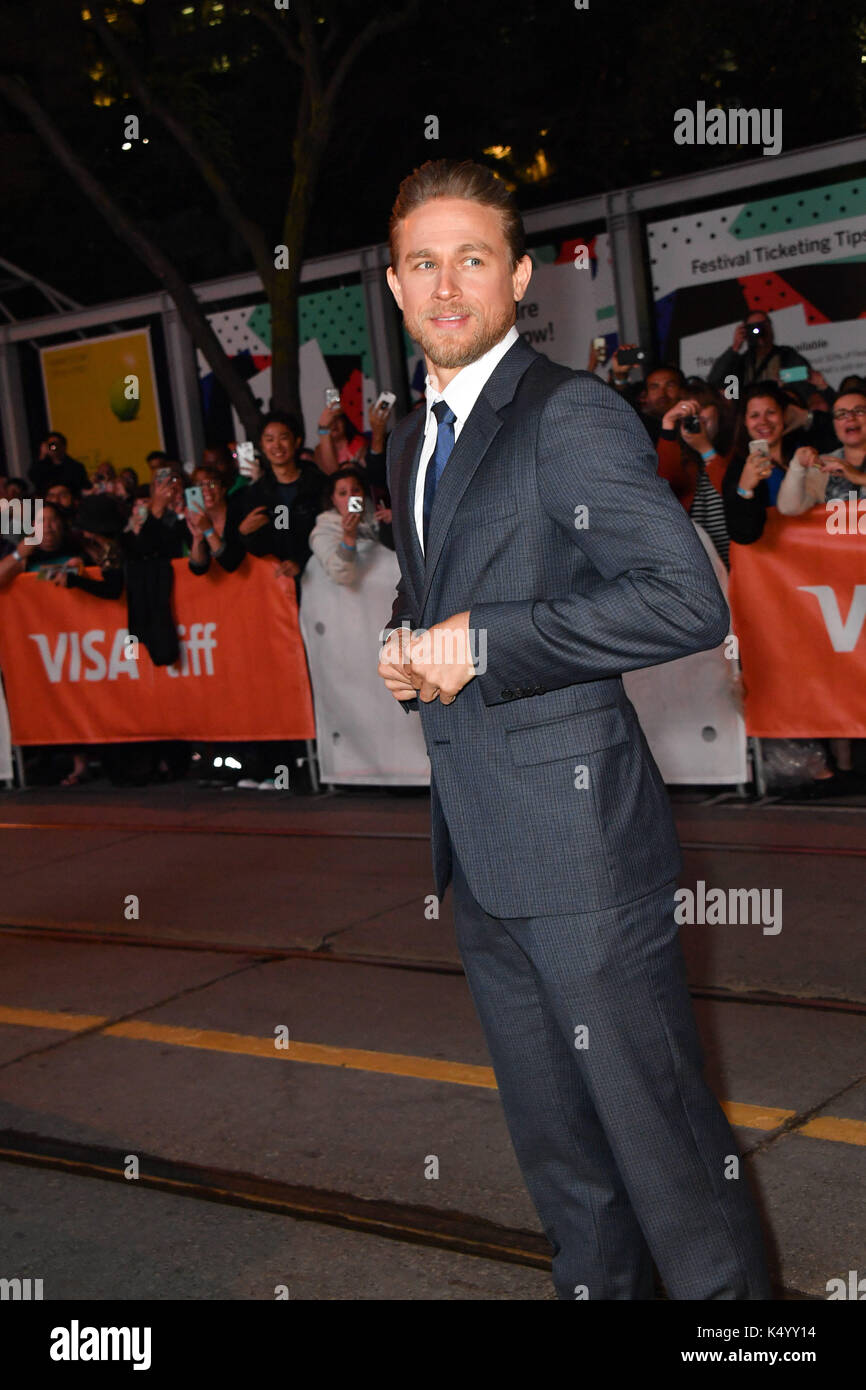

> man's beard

[{"left": 408, "top": 304, "right": 515, "bottom": 370}]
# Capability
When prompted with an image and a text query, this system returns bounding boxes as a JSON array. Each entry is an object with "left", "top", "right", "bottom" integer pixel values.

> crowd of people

[
  {"left": 591, "top": 316, "right": 866, "bottom": 794},
  {"left": 1, "top": 314, "right": 864, "bottom": 795},
  {"left": 0, "top": 405, "right": 397, "bottom": 789}
]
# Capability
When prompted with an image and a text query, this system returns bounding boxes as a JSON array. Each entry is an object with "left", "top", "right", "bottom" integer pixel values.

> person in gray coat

[{"left": 377, "top": 158, "right": 771, "bottom": 1302}]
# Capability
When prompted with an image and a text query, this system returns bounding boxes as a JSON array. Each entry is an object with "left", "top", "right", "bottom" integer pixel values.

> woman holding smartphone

[
  {"left": 314, "top": 395, "right": 368, "bottom": 475},
  {"left": 723, "top": 381, "right": 810, "bottom": 545},
  {"left": 186, "top": 466, "right": 245, "bottom": 575}
]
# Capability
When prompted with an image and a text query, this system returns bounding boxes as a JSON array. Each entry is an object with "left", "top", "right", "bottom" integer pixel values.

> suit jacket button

[{"left": 501, "top": 689, "right": 515, "bottom": 700}]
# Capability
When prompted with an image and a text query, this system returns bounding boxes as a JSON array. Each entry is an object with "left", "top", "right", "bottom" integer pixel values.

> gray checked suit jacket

[{"left": 384, "top": 336, "right": 730, "bottom": 918}]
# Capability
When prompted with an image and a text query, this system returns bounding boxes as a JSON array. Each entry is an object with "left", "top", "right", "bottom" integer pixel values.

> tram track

[
  {"left": 0, "top": 808, "right": 856, "bottom": 1302},
  {"left": 1, "top": 919, "right": 864, "bottom": 1016},
  {"left": 0, "top": 1128, "right": 819, "bottom": 1298},
  {"left": 2, "top": 816, "right": 866, "bottom": 859}
]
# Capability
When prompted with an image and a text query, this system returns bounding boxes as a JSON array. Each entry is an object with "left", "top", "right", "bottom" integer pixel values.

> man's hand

[
  {"left": 609, "top": 345, "right": 637, "bottom": 383},
  {"left": 407, "top": 611, "right": 476, "bottom": 706},
  {"left": 273, "top": 559, "right": 300, "bottom": 579},
  {"left": 378, "top": 626, "right": 418, "bottom": 703},
  {"left": 783, "top": 402, "right": 812, "bottom": 434},
  {"left": 239, "top": 505, "right": 270, "bottom": 535},
  {"left": 150, "top": 477, "right": 173, "bottom": 519},
  {"left": 369, "top": 399, "right": 392, "bottom": 452}
]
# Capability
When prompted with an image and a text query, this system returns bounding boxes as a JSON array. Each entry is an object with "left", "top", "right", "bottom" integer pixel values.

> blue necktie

[{"left": 422, "top": 401, "right": 456, "bottom": 551}]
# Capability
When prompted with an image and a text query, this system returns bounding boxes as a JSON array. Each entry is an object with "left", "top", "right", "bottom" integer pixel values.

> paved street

[{"left": 0, "top": 783, "right": 863, "bottom": 1300}]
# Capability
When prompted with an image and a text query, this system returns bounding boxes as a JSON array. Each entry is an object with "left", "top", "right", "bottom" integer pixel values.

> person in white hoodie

[
  {"left": 308, "top": 466, "right": 394, "bottom": 581},
  {"left": 300, "top": 467, "right": 430, "bottom": 786}
]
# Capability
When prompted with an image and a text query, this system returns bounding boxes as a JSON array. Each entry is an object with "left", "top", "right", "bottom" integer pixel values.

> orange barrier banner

[
  {"left": 729, "top": 507, "right": 866, "bottom": 737},
  {"left": 0, "top": 557, "right": 315, "bottom": 744}
]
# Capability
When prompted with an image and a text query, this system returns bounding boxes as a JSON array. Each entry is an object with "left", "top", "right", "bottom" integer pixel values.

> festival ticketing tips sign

[
  {"left": 403, "top": 232, "right": 620, "bottom": 398},
  {"left": 649, "top": 178, "right": 866, "bottom": 388},
  {"left": 40, "top": 329, "right": 164, "bottom": 482}
]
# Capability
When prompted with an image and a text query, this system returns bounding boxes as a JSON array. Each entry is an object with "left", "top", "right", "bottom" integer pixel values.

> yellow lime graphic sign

[{"left": 40, "top": 329, "right": 164, "bottom": 481}]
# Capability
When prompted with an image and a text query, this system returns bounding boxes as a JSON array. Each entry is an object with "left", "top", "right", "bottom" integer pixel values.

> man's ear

[
  {"left": 512, "top": 253, "right": 533, "bottom": 303},
  {"left": 386, "top": 265, "right": 404, "bottom": 311}
]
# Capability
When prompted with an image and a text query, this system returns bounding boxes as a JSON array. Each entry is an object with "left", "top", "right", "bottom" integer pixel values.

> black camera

[{"left": 682, "top": 414, "right": 701, "bottom": 433}]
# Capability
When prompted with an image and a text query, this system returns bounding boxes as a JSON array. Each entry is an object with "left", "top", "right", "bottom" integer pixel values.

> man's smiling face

[{"left": 387, "top": 197, "right": 532, "bottom": 383}]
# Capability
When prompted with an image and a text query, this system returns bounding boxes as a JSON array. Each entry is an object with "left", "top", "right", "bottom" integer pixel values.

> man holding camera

[
  {"left": 709, "top": 311, "right": 812, "bottom": 403},
  {"left": 29, "top": 431, "right": 90, "bottom": 497}
]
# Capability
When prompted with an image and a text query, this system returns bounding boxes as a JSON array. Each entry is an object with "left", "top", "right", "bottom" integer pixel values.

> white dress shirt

[{"left": 414, "top": 324, "right": 519, "bottom": 553}]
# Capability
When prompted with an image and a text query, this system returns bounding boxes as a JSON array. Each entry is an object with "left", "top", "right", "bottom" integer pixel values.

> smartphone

[
  {"left": 184, "top": 486, "right": 205, "bottom": 513},
  {"left": 325, "top": 387, "right": 341, "bottom": 409},
  {"left": 235, "top": 441, "right": 259, "bottom": 478},
  {"left": 779, "top": 365, "right": 809, "bottom": 384},
  {"left": 592, "top": 336, "right": 608, "bottom": 364},
  {"left": 373, "top": 390, "right": 396, "bottom": 414},
  {"left": 155, "top": 467, "right": 173, "bottom": 483},
  {"left": 748, "top": 322, "right": 764, "bottom": 335},
  {"left": 750, "top": 438, "right": 770, "bottom": 457},
  {"left": 347, "top": 496, "right": 363, "bottom": 513},
  {"left": 618, "top": 347, "right": 645, "bottom": 366}
]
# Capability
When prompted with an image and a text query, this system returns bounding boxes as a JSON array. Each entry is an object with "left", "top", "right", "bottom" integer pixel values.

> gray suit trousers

[{"left": 451, "top": 853, "right": 772, "bottom": 1301}]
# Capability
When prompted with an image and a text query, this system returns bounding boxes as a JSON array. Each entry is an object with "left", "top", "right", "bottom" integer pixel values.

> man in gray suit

[{"left": 377, "top": 159, "right": 771, "bottom": 1300}]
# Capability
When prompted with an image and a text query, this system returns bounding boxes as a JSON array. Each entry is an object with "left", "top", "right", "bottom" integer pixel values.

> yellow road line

[
  {"left": 106, "top": 1020, "right": 498, "bottom": 1089},
  {"left": 721, "top": 1101, "right": 796, "bottom": 1130},
  {"left": 797, "top": 1115, "right": 866, "bottom": 1147},
  {"left": 0, "top": 1004, "right": 105, "bottom": 1031},
  {"left": 1, "top": 1004, "right": 863, "bottom": 1144}
]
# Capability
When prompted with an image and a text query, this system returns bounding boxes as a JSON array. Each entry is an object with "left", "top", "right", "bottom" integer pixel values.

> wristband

[
  {"left": 736, "top": 486, "right": 754, "bottom": 499},
  {"left": 317, "top": 427, "right": 331, "bottom": 436},
  {"left": 700, "top": 448, "right": 716, "bottom": 461},
  {"left": 339, "top": 540, "right": 356, "bottom": 553},
  {"left": 202, "top": 527, "right": 215, "bottom": 539}
]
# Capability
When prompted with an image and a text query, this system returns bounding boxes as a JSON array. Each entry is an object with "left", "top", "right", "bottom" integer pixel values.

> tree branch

[
  {"left": 87, "top": 4, "right": 273, "bottom": 287},
  {"left": 294, "top": 0, "right": 322, "bottom": 104},
  {"left": 0, "top": 75, "right": 263, "bottom": 440},
  {"left": 325, "top": 0, "right": 423, "bottom": 107},
  {"left": 244, "top": 0, "right": 305, "bottom": 68}
]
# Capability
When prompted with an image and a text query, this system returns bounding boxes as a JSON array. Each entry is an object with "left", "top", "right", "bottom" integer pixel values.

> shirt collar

[{"left": 424, "top": 324, "right": 519, "bottom": 426}]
